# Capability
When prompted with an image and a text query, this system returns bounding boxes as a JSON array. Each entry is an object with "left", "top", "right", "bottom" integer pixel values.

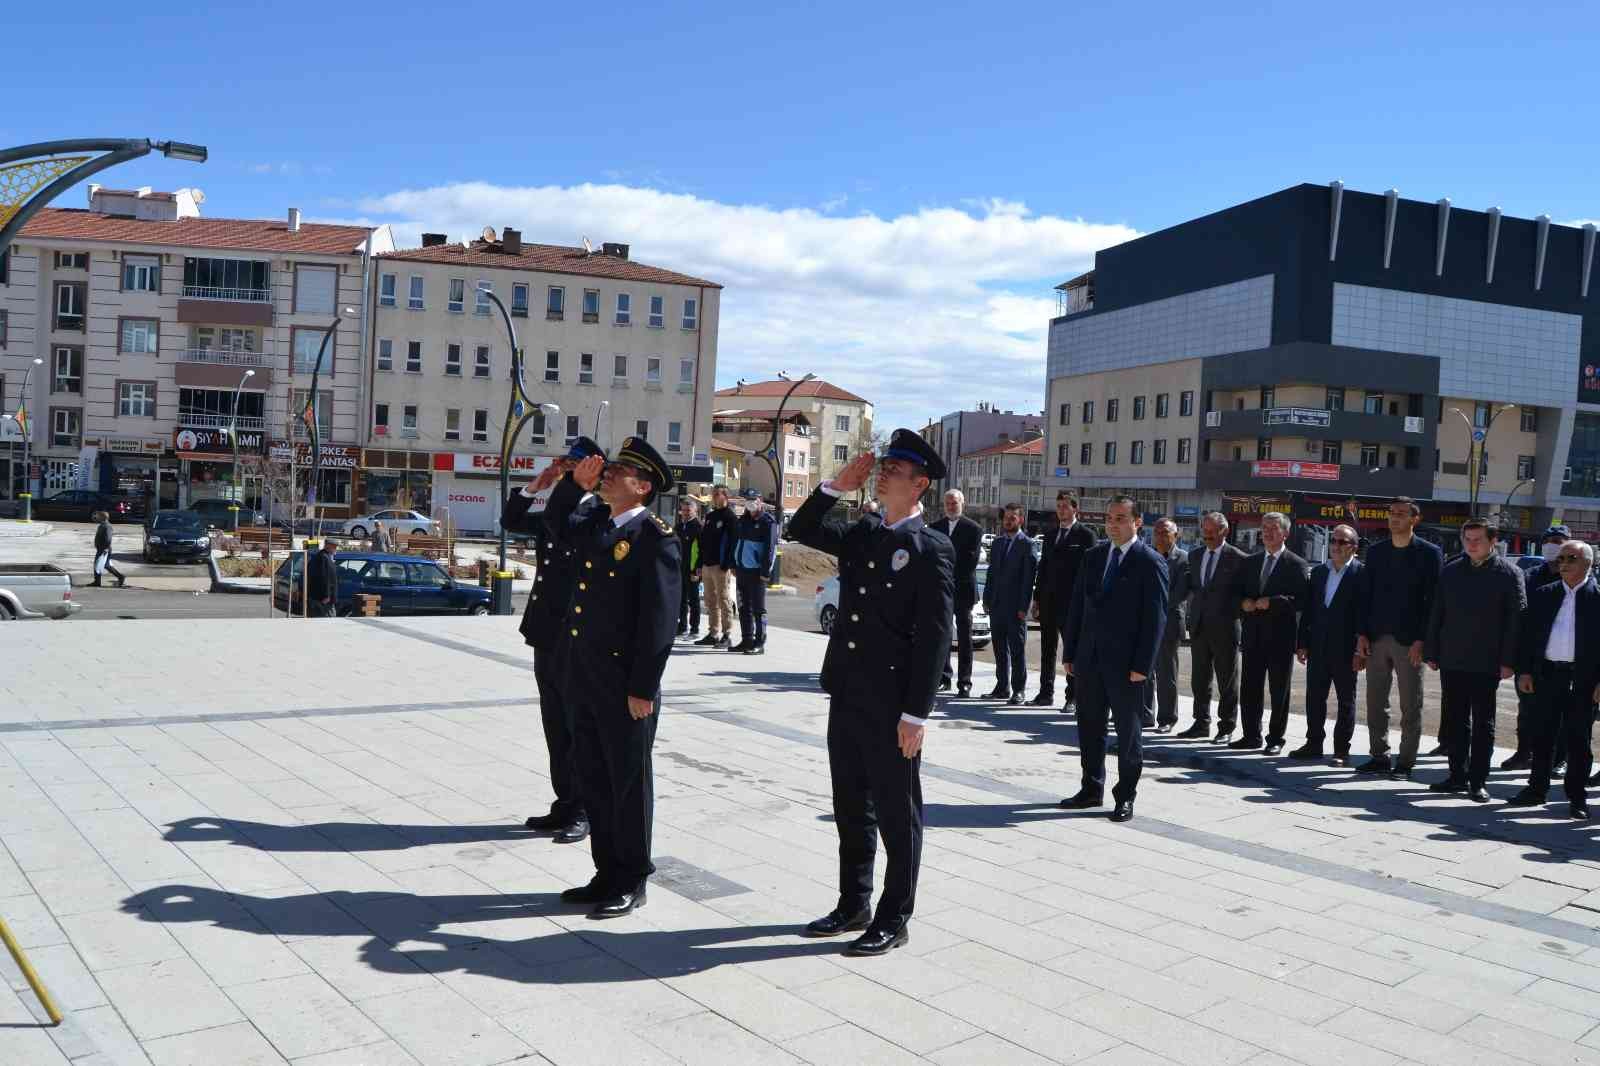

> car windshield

[
  {"left": 153, "top": 513, "right": 204, "bottom": 532},
  {"left": 974, "top": 564, "right": 987, "bottom": 598}
]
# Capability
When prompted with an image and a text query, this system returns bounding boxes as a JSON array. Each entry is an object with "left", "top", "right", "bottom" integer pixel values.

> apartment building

[
  {"left": 709, "top": 408, "right": 814, "bottom": 510},
  {"left": 0, "top": 186, "right": 390, "bottom": 512},
  {"left": 954, "top": 436, "right": 1044, "bottom": 528},
  {"left": 366, "top": 231, "right": 721, "bottom": 530},
  {"left": 713, "top": 379, "right": 873, "bottom": 483},
  {"left": 921, "top": 402, "right": 1044, "bottom": 500}
]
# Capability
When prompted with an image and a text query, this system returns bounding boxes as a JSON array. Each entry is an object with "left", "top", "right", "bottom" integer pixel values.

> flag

[{"left": 13, "top": 403, "right": 25, "bottom": 436}]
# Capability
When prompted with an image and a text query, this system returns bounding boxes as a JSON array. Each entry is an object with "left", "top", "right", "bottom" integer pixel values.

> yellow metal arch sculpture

[{"left": 0, "top": 156, "right": 88, "bottom": 229}]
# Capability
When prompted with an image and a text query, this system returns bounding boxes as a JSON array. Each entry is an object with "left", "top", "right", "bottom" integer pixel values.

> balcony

[
  {"left": 182, "top": 285, "right": 271, "bottom": 303},
  {"left": 174, "top": 351, "right": 274, "bottom": 390},
  {"left": 178, "top": 348, "right": 269, "bottom": 367},
  {"left": 180, "top": 412, "right": 266, "bottom": 432},
  {"left": 1200, "top": 407, "right": 1428, "bottom": 447},
  {"left": 178, "top": 287, "right": 274, "bottom": 328}
]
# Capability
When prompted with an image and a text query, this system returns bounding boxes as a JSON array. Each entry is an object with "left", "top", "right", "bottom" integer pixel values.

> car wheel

[
  {"left": 974, "top": 639, "right": 990, "bottom": 649},
  {"left": 349, "top": 525, "right": 367, "bottom": 538},
  {"left": 819, "top": 604, "right": 837, "bottom": 635},
  {"left": 0, "top": 601, "right": 14, "bottom": 621},
  {"left": 469, "top": 603, "right": 490, "bottom": 616}
]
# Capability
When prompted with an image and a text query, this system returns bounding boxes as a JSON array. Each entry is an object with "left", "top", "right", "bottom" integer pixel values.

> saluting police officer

[
  {"left": 528, "top": 436, "right": 681, "bottom": 918},
  {"left": 502, "top": 436, "right": 605, "bottom": 844},
  {"left": 786, "top": 429, "right": 955, "bottom": 956}
]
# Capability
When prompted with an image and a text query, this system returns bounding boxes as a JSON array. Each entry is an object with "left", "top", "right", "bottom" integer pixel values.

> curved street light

[
  {"left": 299, "top": 310, "right": 356, "bottom": 538},
  {"left": 228, "top": 369, "right": 256, "bottom": 530},
  {"left": 3, "top": 358, "right": 43, "bottom": 521},
  {"left": 1449, "top": 404, "right": 1516, "bottom": 516},
  {"left": 594, "top": 399, "right": 610, "bottom": 447},
  {"left": 764, "top": 371, "right": 815, "bottom": 587}
]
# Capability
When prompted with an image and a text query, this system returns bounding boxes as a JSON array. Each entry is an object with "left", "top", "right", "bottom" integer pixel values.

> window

[
  {"left": 122, "top": 255, "right": 160, "bottom": 292},
  {"left": 648, "top": 295, "right": 665, "bottom": 328},
  {"left": 375, "top": 403, "right": 390, "bottom": 433},
  {"left": 444, "top": 408, "right": 459, "bottom": 441},
  {"left": 1521, "top": 409, "right": 1539, "bottom": 433},
  {"left": 1360, "top": 443, "right": 1379, "bottom": 468},
  {"left": 634, "top": 419, "right": 649, "bottom": 441},
  {"left": 1518, "top": 454, "right": 1536, "bottom": 481},
  {"left": 293, "top": 265, "right": 337, "bottom": 314},
  {"left": 579, "top": 353, "right": 595, "bottom": 385},
  {"left": 668, "top": 421, "right": 682, "bottom": 452},
  {"left": 448, "top": 278, "right": 466, "bottom": 313},
  {"left": 1259, "top": 386, "right": 1275, "bottom": 409},
  {"left": 682, "top": 297, "right": 698, "bottom": 330},
  {"left": 679, "top": 358, "right": 694, "bottom": 387},
  {"left": 1324, "top": 387, "right": 1345, "bottom": 411},
  {"left": 613, "top": 354, "right": 628, "bottom": 381},
  {"left": 475, "top": 346, "right": 491, "bottom": 378},
  {"left": 1153, "top": 439, "right": 1167, "bottom": 464},
  {"left": 1055, "top": 443, "right": 1067, "bottom": 465},
  {"left": 1364, "top": 392, "right": 1384, "bottom": 415},
  {"left": 475, "top": 281, "right": 491, "bottom": 315},
  {"left": 1104, "top": 441, "right": 1116, "bottom": 464},
  {"left": 1474, "top": 401, "right": 1491, "bottom": 429},
  {"left": 55, "top": 251, "right": 88, "bottom": 270},
  {"left": 545, "top": 351, "right": 560, "bottom": 383},
  {"left": 565, "top": 415, "right": 580, "bottom": 445},
  {"left": 408, "top": 275, "right": 424, "bottom": 310},
  {"left": 1322, "top": 440, "right": 1342, "bottom": 464},
  {"left": 833, "top": 444, "right": 849, "bottom": 462},
  {"left": 646, "top": 356, "right": 661, "bottom": 386},
  {"left": 615, "top": 293, "right": 631, "bottom": 325},
  {"left": 1106, "top": 398, "right": 1120, "bottom": 422},
  {"left": 118, "top": 382, "right": 155, "bottom": 417},
  {"left": 0, "top": 310, "right": 6, "bottom": 348},
  {"left": 1130, "top": 440, "right": 1144, "bottom": 464},
  {"left": 512, "top": 283, "right": 529, "bottom": 317},
  {"left": 1079, "top": 442, "right": 1092, "bottom": 466},
  {"left": 51, "top": 408, "right": 81, "bottom": 448},
  {"left": 583, "top": 288, "right": 600, "bottom": 323},
  {"left": 1133, "top": 396, "right": 1146, "bottom": 420},
  {"left": 547, "top": 286, "right": 565, "bottom": 320},
  {"left": 473, "top": 409, "right": 489, "bottom": 443},
  {"left": 183, "top": 387, "right": 263, "bottom": 425},
  {"left": 52, "top": 347, "right": 82, "bottom": 393},
  {"left": 1180, "top": 391, "right": 1195, "bottom": 417},
  {"left": 1177, "top": 438, "right": 1192, "bottom": 464},
  {"left": 1257, "top": 437, "right": 1272, "bottom": 460},
  {"left": 1082, "top": 401, "right": 1094, "bottom": 424},
  {"left": 377, "top": 339, "right": 393, "bottom": 372},
  {"left": 379, "top": 273, "right": 396, "bottom": 306},
  {"left": 445, "top": 343, "right": 462, "bottom": 376},
  {"left": 54, "top": 282, "right": 85, "bottom": 331},
  {"left": 120, "top": 318, "right": 159, "bottom": 354},
  {"left": 406, "top": 341, "right": 422, "bottom": 373},
  {"left": 402, "top": 404, "right": 418, "bottom": 437},
  {"left": 292, "top": 327, "right": 333, "bottom": 374},
  {"left": 834, "top": 414, "right": 851, "bottom": 433},
  {"left": 1404, "top": 445, "right": 1420, "bottom": 470},
  {"left": 1058, "top": 402, "right": 1070, "bottom": 426},
  {"left": 185, "top": 257, "right": 271, "bottom": 300},
  {"left": 0, "top": 248, "right": 8, "bottom": 284}
]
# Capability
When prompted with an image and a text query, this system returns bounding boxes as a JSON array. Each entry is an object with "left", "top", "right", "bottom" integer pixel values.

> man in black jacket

[
  {"left": 1503, "top": 525, "right": 1571, "bottom": 771},
  {"left": 1423, "top": 519, "right": 1525, "bottom": 801},
  {"left": 930, "top": 489, "right": 982, "bottom": 696},
  {"left": 676, "top": 497, "right": 704, "bottom": 638},
  {"left": 1236, "top": 512, "right": 1309, "bottom": 754},
  {"left": 1149, "top": 518, "right": 1190, "bottom": 732},
  {"left": 984, "top": 503, "right": 1038, "bottom": 705},
  {"left": 305, "top": 539, "right": 338, "bottom": 617},
  {"left": 1182, "top": 512, "right": 1247, "bottom": 740},
  {"left": 731, "top": 494, "right": 778, "bottom": 654},
  {"left": 694, "top": 486, "right": 738, "bottom": 649},
  {"left": 1294, "top": 525, "right": 1367, "bottom": 765},
  {"left": 1032, "top": 491, "right": 1097, "bottom": 709},
  {"left": 787, "top": 430, "right": 954, "bottom": 956}
]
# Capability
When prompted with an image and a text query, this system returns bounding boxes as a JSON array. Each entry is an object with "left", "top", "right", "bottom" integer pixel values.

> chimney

[
  {"left": 287, "top": 207, "right": 301, "bottom": 233},
  {"left": 602, "top": 241, "right": 630, "bottom": 260},
  {"left": 421, "top": 232, "right": 448, "bottom": 247},
  {"left": 87, "top": 183, "right": 102, "bottom": 207},
  {"left": 502, "top": 228, "right": 522, "bottom": 255}
]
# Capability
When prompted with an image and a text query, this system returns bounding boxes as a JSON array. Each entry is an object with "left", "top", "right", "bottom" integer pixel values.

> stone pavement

[{"left": 3, "top": 618, "right": 1600, "bottom": 1065}]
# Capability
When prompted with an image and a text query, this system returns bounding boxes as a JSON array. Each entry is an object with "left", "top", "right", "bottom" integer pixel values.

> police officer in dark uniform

[
  {"left": 787, "top": 429, "right": 955, "bottom": 956},
  {"left": 529, "top": 436, "right": 681, "bottom": 919},
  {"left": 503, "top": 436, "right": 605, "bottom": 844}
]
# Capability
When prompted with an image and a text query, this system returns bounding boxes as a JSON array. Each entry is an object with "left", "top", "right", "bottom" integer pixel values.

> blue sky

[{"left": 8, "top": 1, "right": 1598, "bottom": 431}]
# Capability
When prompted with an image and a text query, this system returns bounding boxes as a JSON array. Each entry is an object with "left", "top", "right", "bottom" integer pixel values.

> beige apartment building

[
  {"left": 0, "top": 186, "right": 390, "bottom": 514},
  {"left": 709, "top": 408, "right": 814, "bottom": 511},
  {"left": 365, "top": 231, "right": 721, "bottom": 530},
  {"left": 954, "top": 436, "right": 1044, "bottom": 528},
  {"left": 714, "top": 379, "right": 873, "bottom": 484}
]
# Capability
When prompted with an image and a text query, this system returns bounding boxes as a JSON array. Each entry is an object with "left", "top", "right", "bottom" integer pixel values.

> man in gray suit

[
  {"left": 1179, "top": 511, "right": 1248, "bottom": 741},
  {"left": 982, "top": 502, "right": 1038, "bottom": 706},
  {"left": 1149, "top": 517, "right": 1191, "bottom": 733}
]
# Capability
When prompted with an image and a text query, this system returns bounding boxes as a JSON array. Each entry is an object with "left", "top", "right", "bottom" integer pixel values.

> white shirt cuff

[
  {"left": 519, "top": 486, "right": 537, "bottom": 498},
  {"left": 819, "top": 481, "right": 844, "bottom": 498},
  {"left": 900, "top": 713, "right": 926, "bottom": 726}
]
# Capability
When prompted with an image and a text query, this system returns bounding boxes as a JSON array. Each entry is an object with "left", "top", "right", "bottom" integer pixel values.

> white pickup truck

[{"left": 0, "top": 565, "right": 81, "bottom": 620}]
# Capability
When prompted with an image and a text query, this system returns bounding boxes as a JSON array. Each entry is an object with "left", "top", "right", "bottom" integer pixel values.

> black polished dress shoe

[
  {"left": 1176, "top": 722, "right": 1211, "bottom": 739},
  {"left": 1213, "top": 729, "right": 1233, "bottom": 744},
  {"left": 957, "top": 684, "right": 972, "bottom": 698},
  {"left": 845, "top": 925, "right": 909, "bottom": 956},
  {"left": 1059, "top": 791, "right": 1103, "bottom": 809},
  {"left": 1426, "top": 744, "right": 1446, "bottom": 757},
  {"left": 1154, "top": 723, "right": 1174, "bottom": 734},
  {"left": 553, "top": 817, "right": 590, "bottom": 844},
  {"left": 1139, "top": 714, "right": 1157, "bottom": 729},
  {"left": 560, "top": 878, "right": 613, "bottom": 904},
  {"left": 1390, "top": 762, "right": 1414, "bottom": 780},
  {"left": 694, "top": 633, "right": 721, "bottom": 646},
  {"left": 1501, "top": 751, "right": 1532, "bottom": 771},
  {"left": 1109, "top": 800, "right": 1134, "bottom": 822},
  {"left": 745, "top": 643, "right": 766, "bottom": 655},
  {"left": 728, "top": 641, "right": 753, "bottom": 653},
  {"left": 1590, "top": 770, "right": 1600, "bottom": 788},
  {"left": 1469, "top": 786, "right": 1491, "bottom": 803},
  {"left": 1330, "top": 754, "right": 1350, "bottom": 767},
  {"left": 715, "top": 635, "right": 731, "bottom": 649},
  {"left": 983, "top": 687, "right": 1011, "bottom": 701},
  {"left": 1355, "top": 756, "right": 1392, "bottom": 775},
  {"left": 1554, "top": 759, "right": 1568, "bottom": 777},
  {"left": 938, "top": 679, "right": 951, "bottom": 692},
  {"left": 803, "top": 906, "right": 873, "bottom": 938},
  {"left": 1428, "top": 778, "right": 1467, "bottom": 793},
  {"left": 589, "top": 886, "right": 646, "bottom": 919},
  {"left": 1227, "top": 736, "right": 1263, "bottom": 751},
  {"left": 1571, "top": 803, "right": 1591, "bottom": 821},
  {"left": 1007, "top": 693, "right": 1024, "bottom": 706},
  {"left": 1288, "top": 744, "right": 1323, "bottom": 760},
  {"left": 1028, "top": 691, "right": 1055, "bottom": 707},
  {"left": 1061, "top": 696, "right": 1075, "bottom": 712},
  {"left": 525, "top": 809, "right": 570, "bottom": 831},
  {"left": 1263, "top": 741, "right": 1285, "bottom": 756},
  {"left": 1505, "top": 788, "right": 1548, "bottom": 808}
]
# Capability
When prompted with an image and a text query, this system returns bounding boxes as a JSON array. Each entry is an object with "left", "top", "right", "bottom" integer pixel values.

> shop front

[
  {"left": 174, "top": 427, "right": 265, "bottom": 509},
  {"left": 1221, "top": 491, "right": 1475, "bottom": 559},
  {"left": 267, "top": 442, "right": 359, "bottom": 521},
  {"left": 358, "top": 449, "right": 436, "bottom": 517},
  {"left": 431, "top": 451, "right": 555, "bottom": 535}
]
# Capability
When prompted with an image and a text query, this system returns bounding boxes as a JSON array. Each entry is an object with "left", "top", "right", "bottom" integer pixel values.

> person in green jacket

[{"left": 677, "top": 497, "right": 704, "bottom": 637}]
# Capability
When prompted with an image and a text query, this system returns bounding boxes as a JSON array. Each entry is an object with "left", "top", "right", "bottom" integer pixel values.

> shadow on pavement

[
  {"left": 163, "top": 816, "right": 539, "bottom": 852},
  {"left": 700, "top": 670, "right": 819, "bottom": 695}
]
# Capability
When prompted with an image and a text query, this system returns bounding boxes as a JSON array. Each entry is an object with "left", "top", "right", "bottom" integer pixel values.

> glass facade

[{"left": 1565, "top": 413, "right": 1600, "bottom": 499}]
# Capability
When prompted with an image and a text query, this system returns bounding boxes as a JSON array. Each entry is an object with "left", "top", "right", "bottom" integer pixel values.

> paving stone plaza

[{"left": 4, "top": 616, "right": 1600, "bottom": 1064}]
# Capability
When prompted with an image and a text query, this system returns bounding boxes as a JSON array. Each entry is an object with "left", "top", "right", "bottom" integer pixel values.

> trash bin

[{"left": 492, "top": 570, "right": 515, "bottom": 615}]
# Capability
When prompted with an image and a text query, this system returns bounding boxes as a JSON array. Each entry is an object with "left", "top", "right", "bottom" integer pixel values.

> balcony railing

[
  {"left": 177, "top": 348, "right": 270, "bottom": 367},
  {"left": 180, "top": 412, "right": 266, "bottom": 431},
  {"left": 182, "top": 285, "right": 272, "bottom": 303}
]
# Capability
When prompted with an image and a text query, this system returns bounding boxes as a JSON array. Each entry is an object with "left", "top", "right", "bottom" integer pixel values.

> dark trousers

[
  {"left": 1190, "top": 624, "right": 1240, "bottom": 731},
  {"left": 827, "top": 697, "right": 923, "bottom": 930},
  {"left": 1304, "top": 655, "right": 1357, "bottom": 754},
  {"left": 93, "top": 550, "right": 124, "bottom": 584},
  {"left": 1514, "top": 687, "right": 1537, "bottom": 756},
  {"left": 735, "top": 569, "right": 767, "bottom": 646},
  {"left": 1150, "top": 619, "right": 1181, "bottom": 726},
  {"left": 567, "top": 680, "right": 659, "bottom": 890},
  {"left": 1039, "top": 609, "right": 1076, "bottom": 702},
  {"left": 1075, "top": 663, "right": 1144, "bottom": 802},
  {"left": 1240, "top": 643, "right": 1294, "bottom": 743},
  {"left": 1528, "top": 663, "right": 1597, "bottom": 801},
  {"left": 1439, "top": 670, "right": 1500, "bottom": 786},
  {"left": 942, "top": 599, "right": 974, "bottom": 688},
  {"left": 989, "top": 613, "right": 1026, "bottom": 695},
  {"left": 533, "top": 644, "right": 583, "bottom": 819},
  {"left": 679, "top": 578, "right": 701, "bottom": 633}
]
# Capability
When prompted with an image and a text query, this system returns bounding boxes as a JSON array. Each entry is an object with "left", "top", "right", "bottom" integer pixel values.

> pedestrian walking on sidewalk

[
  {"left": 787, "top": 429, "right": 954, "bottom": 957},
  {"left": 695, "top": 486, "right": 738, "bottom": 649},
  {"left": 305, "top": 539, "right": 338, "bottom": 617},
  {"left": 677, "top": 497, "right": 704, "bottom": 638},
  {"left": 731, "top": 493, "right": 777, "bottom": 654},
  {"left": 91, "top": 511, "right": 126, "bottom": 588},
  {"left": 371, "top": 520, "right": 393, "bottom": 553}
]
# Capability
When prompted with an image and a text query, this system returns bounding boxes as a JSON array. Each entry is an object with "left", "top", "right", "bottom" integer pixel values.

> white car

[
  {"left": 343, "top": 509, "right": 434, "bottom": 538},
  {"left": 813, "top": 564, "right": 991, "bottom": 649},
  {"left": 980, "top": 532, "right": 996, "bottom": 552}
]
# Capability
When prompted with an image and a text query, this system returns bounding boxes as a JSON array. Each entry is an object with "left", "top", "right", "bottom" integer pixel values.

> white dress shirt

[
  {"left": 610, "top": 504, "right": 646, "bottom": 528},
  {"left": 1545, "top": 581, "right": 1581, "bottom": 663},
  {"left": 1323, "top": 559, "right": 1349, "bottom": 608}
]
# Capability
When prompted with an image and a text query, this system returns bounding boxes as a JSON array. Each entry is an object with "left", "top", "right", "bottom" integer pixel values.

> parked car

[
  {"left": 31, "top": 490, "right": 145, "bottom": 523},
  {"left": 0, "top": 564, "right": 80, "bottom": 620},
  {"left": 813, "top": 570, "right": 991, "bottom": 649},
  {"left": 980, "top": 532, "right": 996, "bottom": 552},
  {"left": 342, "top": 510, "right": 435, "bottom": 539},
  {"left": 273, "top": 552, "right": 490, "bottom": 616},
  {"left": 143, "top": 511, "right": 213, "bottom": 564},
  {"left": 183, "top": 498, "right": 268, "bottom": 529}
]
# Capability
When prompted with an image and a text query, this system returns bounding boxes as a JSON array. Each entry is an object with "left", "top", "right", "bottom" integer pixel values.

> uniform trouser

[
  {"left": 1366, "top": 635, "right": 1424, "bottom": 762},
  {"left": 567, "top": 676, "right": 659, "bottom": 891},
  {"left": 1440, "top": 669, "right": 1500, "bottom": 787},
  {"left": 533, "top": 644, "right": 584, "bottom": 819},
  {"left": 1527, "top": 663, "right": 1597, "bottom": 801},
  {"left": 702, "top": 565, "right": 735, "bottom": 636},
  {"left": 735, "top": 569, "right": 768, "bottom": 646},
  {"left": 989, "top": 613, "right": 1027, "bottom": 695},
  {"left": 941, "top": 600, "right": 974, "bottom": 688},
  {"left": 1039, "top": 609, "right": 1076, "bottom": 703},
  {"left": 1190, "top": 623, "right": 1240, "bottom": 731},
  {"left": 679, "top": 577, "right": 701, "bottom": 633},
  {"left": 1305, "top": 655, "right": 1357, "bottom": 754},
  {"left": 828, "top": 697, "right": 922, "bottom": 930},
  {"left": 1241, "top": 643, "right": 1295, "bottom": 743},
  {"left": 1076, "top": 663, "right": 1144, "bottom": 802}
]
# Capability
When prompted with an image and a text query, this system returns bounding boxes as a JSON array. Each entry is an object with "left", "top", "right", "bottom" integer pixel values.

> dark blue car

[{"left": 273, "top": 552, "right": 492, "bottom": 616}]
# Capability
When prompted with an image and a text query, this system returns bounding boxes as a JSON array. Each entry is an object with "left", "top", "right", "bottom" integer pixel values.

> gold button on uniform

[
  {"left": 585, "top": 561, "right": 593, "bottom": 569},
  {"left": 579, "top": 582, "right": 587, "bottom": 590},
  {"left": 848, "top": 641, "right": 857, "bottom": 649},
  {"left": 570, "top": 628, "right": 578, "bottom": 636},
  {"left": 575, "top": 605, "right": 582, "bottom": 614},
  {"left": 851, "top": 613, "right": 859, "bottom": 622}
]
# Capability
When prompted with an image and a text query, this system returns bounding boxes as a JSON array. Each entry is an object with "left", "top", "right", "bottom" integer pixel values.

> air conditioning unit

[{"left": 1204, "top": 411, "right": 1221, "bottom": 428}]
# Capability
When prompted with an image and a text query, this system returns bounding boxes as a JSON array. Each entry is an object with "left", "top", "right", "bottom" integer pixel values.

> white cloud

[{"left": 350, "top": 181, "right": 1138, "bottom": 430}]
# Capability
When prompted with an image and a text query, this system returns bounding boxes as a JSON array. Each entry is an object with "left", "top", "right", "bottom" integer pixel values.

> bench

[
  {"left": 398, "top": 534, "right": 451, "bottom": 560},
  {"left": 231, "top": 526, "right": 281, "bottom": 559}
]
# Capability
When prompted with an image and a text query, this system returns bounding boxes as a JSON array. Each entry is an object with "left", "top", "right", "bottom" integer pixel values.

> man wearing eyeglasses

[
  {"left": 1502, "top": 525, "right": 1573, "bottom": 772},
  {"left": 1508, "top": 540, "right": 1600, "bottom": 820},
  {"left": 1294, "top": 524, "right": 1367, "bottom": 765}
]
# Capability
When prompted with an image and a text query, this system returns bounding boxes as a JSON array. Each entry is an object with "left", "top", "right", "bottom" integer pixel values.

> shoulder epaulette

[{"left": 651, "top": 514, "right": 673, "bottom": 535}]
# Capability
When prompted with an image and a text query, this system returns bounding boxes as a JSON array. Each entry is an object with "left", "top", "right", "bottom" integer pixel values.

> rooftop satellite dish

[
  {"left": 190, "top": 188, "right": 206, "bottom": 204},
  {"left": 582, "top": 236, "right": 593, "bottom": 255},
  {"left": 482, "top": 226, "right": 498, "bottom": 243}
]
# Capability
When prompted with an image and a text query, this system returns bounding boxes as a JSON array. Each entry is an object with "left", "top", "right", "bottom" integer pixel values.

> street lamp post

[
  {"left": 16, "top": 358, "right": 42, "bottom": 522},
  {"left": 298, "top": 310, "right": 356, "bottom": 539},
  {"left": 594, "top": 399, "right": 610, "bottom": 447},
  {"left": 228, "top": 368, "right": 256, "bottom": 531},
  {"left": 1450, "top": 404, "right": 1517, "bottom": 516},
  {"left": 763, "top": 371, "right": 815, "bottom": 587},
  {"left": 1501, "top": 477, "right": 1537, "bottom": 544}
]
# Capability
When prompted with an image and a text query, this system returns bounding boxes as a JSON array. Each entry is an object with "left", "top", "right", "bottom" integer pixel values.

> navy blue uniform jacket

[
  {"left": 503, "top": 490, "right": 580, "bottom": 650},
  {"left": 1063, "top": 538, "right": 1170, "bottom": 678}
]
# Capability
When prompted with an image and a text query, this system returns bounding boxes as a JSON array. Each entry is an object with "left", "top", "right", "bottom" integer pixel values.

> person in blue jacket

[{"left": 731, "top": 491, "right": 779, "bottom": 654}]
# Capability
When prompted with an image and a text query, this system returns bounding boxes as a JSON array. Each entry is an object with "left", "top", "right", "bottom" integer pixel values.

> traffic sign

[{"left": 1472, "top": 429, "right": 1486, "bottom": 442}]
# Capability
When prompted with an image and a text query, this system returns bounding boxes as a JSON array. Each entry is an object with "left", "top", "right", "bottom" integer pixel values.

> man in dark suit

[
  {"left": 1508, "top": 540, "right": 1600, "bottom": 819},
  {"left": 305, "top": 539, "right": 339, "bottom": 617},
  {"left": 982, "top": 502, "right": 1038, "bottom": 706},
  {"left": 1235, "top": 512, "right": 1309, "bottom": 754},
  {"left": 1294, "top": 524, "right": 1367, "bottom": 765},
  {"left": 931, "top": 489, "right": 983, "bottom": 696},
  {"left": 1032, "top": 491, "right": 1098, "bottom": 710},
  {"left": 1148, "top": 518, "right": 1190, "bottom": 732},
  {"left": 1181, "top": 511, "right": 1247, "bottom": 740},
  {"left": 1061, "top": 495, "right": 1169, "bottom": 822},
  {"left": 787, "top": 429, "right": 955, "bottom": 956}
]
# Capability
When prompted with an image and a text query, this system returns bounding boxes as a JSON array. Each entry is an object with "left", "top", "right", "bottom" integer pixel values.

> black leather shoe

[
  {"left": 1501, "top": 751, "right": 1532, "bottom": 771},
  {"left": 525, "top": 809, "right": 570, "bottom": 831},
  {"left": 714, "top": 635, "right": 731, "bottom": 649},
  {"left": 1288, "top": 744, "right": 1323, "bottom": 760},
  {"left": 589, "top": 886, "right": 646, "bottom": 919},
  {"left": 1429, "top": 778, "right": 1468, "bottom": 794},
  {"left": 1007, "top": 693, "right": 1024, "bottom": 706},
  {"left": 1571, "top": 803, "right": 1591, "bottom": 820},
  {"left": 1109, "top": 800, "right": 1134, "bottom": 822},
  {"left": 1176, "top": 722, "right": 1210, "bottom": 739},
  {"left": 1554, "top": 759, "right": 1568, "bottom": 777},
  {"left": 1426, "top": 744, "right": 1446, "bottom": 757},
  {"left": 745, "top": 644, "right": 766, "bottom": 655},
  {"left": 983, "top": 687, "right": 1010, "bottom": 701},
  {"left": 1061, "top": 696, "right": 1075, "bottom": 712},
  {"left": 560, "top": 878, "right": 612, "bottom": 904},
  {"left": 1356, "top": 756, "right": 1392, "bottom": 775},
  {"left": 1139, "top": 714, "right": 1157, "bottom": 729},
  {"left": 845, "top": 925, "right": 908, "bottom": 956},
  {"left": 1469, "top": 786, "right": 1491, "bottom": 803},
  {"left": 553, "top": 817, "right": 590, "bottom": 844},
  {"left": 729, "top": 641, "right": 753, "bottom": 653},
  {"left": 1213, "top": 729, "right": 1233, "bottom": 744},
  {"left": 677, "top": 626, "right": 689, "bottom": 636},
  {"left": 1028, "top": 691, "right": 1055, "bottom": 707},
  {"left": 803, "top": 906, "right": 872, "bottom": 938},
  {"left": 1505, "top": 788, "right": 1548, "bottom": 808},
  {"left": 694, "top": 633, "right": 720, "bottom": 646},
  {"left": 1154, "top": 723, "right": 1174, "bottom": 734},
  {"left": 1227, "top": 736, "right": 1263, "bottom": 751},
  {"left": 1590, "top": 771, "right": 1600, "bottom": 788},
  {"left": 1390, "top": 762, "right": 1414, "bottom": 780},
  {"left": 1330, "top": 754, "right": 1350, "bottom": 767},
  {"left": 1263, "top": 741, "right": 1285, "bottom": 756},
  {"left": 1059, "top": 791, "right": 1103, "bottom": 810},
  {"left": 938, "top": 679, "right": 951, "bottom": 692},
  {"left": 957, "top": 684, "right": 972, "bottom": 698}
]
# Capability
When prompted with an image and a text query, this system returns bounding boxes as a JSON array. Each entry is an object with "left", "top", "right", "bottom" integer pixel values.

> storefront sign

[
  {"left": 1261, "top": 407, "right": 1332, "bottom": 428},
  {"left": 1053, "top": 466, "right": 1071, "bottom": 478},
  {"left": 1580, "top": 362, "right": 1600, "bottom": 405},
  {"left": 268, "top": 443, "right": 359, "bottom": 468},
  {"left": 175, "top": 428, "right": 265, "bottom": 458},
  {"left": 103, "top": 437, "right": 158, "bottom": 455},
  {"left": 1250, "top": 460, "right": 1340, "bottom": 481},
  {"left": 434, "top": 451, "right": 553, "bottom": 476},
  {"left": 669, "top": 464, "right": 714, "bottom": 484},
  {"left": 1221, "top": 494, "right": 1294, "bottom": 518}
]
